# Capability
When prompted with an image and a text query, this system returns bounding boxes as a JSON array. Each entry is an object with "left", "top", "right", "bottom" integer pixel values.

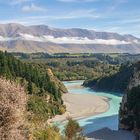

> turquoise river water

[{"left": 56, "top": 80, "right": 122, "bottom": 134}]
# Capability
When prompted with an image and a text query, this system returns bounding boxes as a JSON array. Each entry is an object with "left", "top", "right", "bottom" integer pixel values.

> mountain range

[{"left": 0, "top": 23, "right": 140, "bottom": 53}]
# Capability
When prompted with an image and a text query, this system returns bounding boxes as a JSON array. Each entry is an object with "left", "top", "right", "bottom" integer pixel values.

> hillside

[
  {"left": 0, "top": 51, "right": 67, "bottom": 121},
  {"left": 119, "top": 62, "right": 140, "bottom": 137},
  {"left": 119, "top": 86, "right": 140, "bottom": 136},
  {"left": 0, "top": 78, "right": 85, "bottom": 140},
  {"left": 0, "top": 78, "right": 28, "bottom": 140},
  {"left": 0, "top": 23, "right": 140, "bottom": 53},
  {"left": 83, "top": 62, "right": 138, "bottom": 93},
  {"left": 0, "top": 51, "right": 89, "bottom": 140},
  {"left": 83, "top": 60, "right": 140, "bottom": 137}
]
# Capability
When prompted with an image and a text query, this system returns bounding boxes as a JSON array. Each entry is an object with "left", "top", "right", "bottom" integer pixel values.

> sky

[{"left": 0, "top": 0, "right": 140, "bottom": 37}]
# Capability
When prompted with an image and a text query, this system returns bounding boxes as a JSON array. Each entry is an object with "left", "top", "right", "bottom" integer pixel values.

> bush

[
  {"left": 0, "top": 78, "right": 28, "bottom": 140},
  {"left": 34, "top": 126, "right": 64, "bottom": 140},
  {"left": 64, "top": 118, "right": 85, "bottom": 140},
  {"left": 27, "top": 95, "right": 49, "bottom": 121}
]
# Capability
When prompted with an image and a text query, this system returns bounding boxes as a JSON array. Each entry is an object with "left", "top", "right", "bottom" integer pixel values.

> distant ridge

[{"left": 0, "top": 23, "right": 140, "bottom": 53}]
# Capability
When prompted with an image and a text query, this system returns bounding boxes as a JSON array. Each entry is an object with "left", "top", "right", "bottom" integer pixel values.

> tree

[
  {"left": 64, "top": 118, "right": 85, "bottom": 140},
  {"left": 28, "top": 81, "right": 33, "bottom": 94},
  {"left": 34, "top": 126, "right": 64, "bottom": 140}
]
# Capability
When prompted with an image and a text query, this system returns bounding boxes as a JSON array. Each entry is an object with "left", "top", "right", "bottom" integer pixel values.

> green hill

[
  {"left": 83, "top": 63, "right": 135, "bottom": 93},
  {"left": 0, "top": 51, "right": 67, "bottom": 121}
]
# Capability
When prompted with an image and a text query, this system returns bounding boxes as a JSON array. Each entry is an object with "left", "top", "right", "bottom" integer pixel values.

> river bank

[
  {"left": 53, "top": 81, "right": 136, "bottom": 140},
  {"left": 50, "top": 93, "right": 109, "bottom": 123}
]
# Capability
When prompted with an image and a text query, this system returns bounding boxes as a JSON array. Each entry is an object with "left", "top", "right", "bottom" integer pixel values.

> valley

[
  {"left": 1, "top": 51, "right": 140, "bottom": 140},
  {"left": 1, "top": 0, "right": 140, "bottom": 139}
]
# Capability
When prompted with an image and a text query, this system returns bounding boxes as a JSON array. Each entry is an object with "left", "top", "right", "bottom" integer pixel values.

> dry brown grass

[{"left": 0, "top": 78, "right": 29, "bottom": 140}]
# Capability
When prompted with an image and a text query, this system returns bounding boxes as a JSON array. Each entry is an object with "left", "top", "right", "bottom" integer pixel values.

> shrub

[{"left": 0, "top": 78, "right": 28, "bottom": 140}]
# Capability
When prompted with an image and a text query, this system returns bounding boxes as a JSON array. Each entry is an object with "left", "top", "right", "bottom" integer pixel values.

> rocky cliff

[
  {"left": 84, "top": 61, "right": 140, "bottom": 135},
  {"left": 119, "top": 62, "right": 140, "bottom": 136},
  {"left": 47, "top": 68, "right": 68, "bottom": 93},
  {"left": 84, "top": 63, "right": 134, "bottom": 93}
]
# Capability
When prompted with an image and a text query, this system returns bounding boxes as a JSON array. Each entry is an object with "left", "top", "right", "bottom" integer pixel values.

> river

[{"left": 57, "top": 80, "right": 122, "bottom": 135}]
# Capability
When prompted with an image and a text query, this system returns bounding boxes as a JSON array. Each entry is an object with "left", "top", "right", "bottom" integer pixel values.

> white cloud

[
  {"left": 22, "top": 3, "right": 46, "bottom": 12},
  {"left": 0, "top": 36, "right": 15, "bottom": 41},
  {"left": 104, "top": 0, "right": 128, "bottom": 14},
  {"left": 26, "top": 9, "right": 99, "bottom": 20},
  {"left": 41, "top": 35, "right": 132, "bottom": 45},
  {"left": 10, "top": 0, "right": 32, "bottom": 5},
  {"left": 67, "top": 9, "right": 99, "bottom": 19},
  {"left": 0, "top": 33, "right": 136, "bottom": 45}
]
